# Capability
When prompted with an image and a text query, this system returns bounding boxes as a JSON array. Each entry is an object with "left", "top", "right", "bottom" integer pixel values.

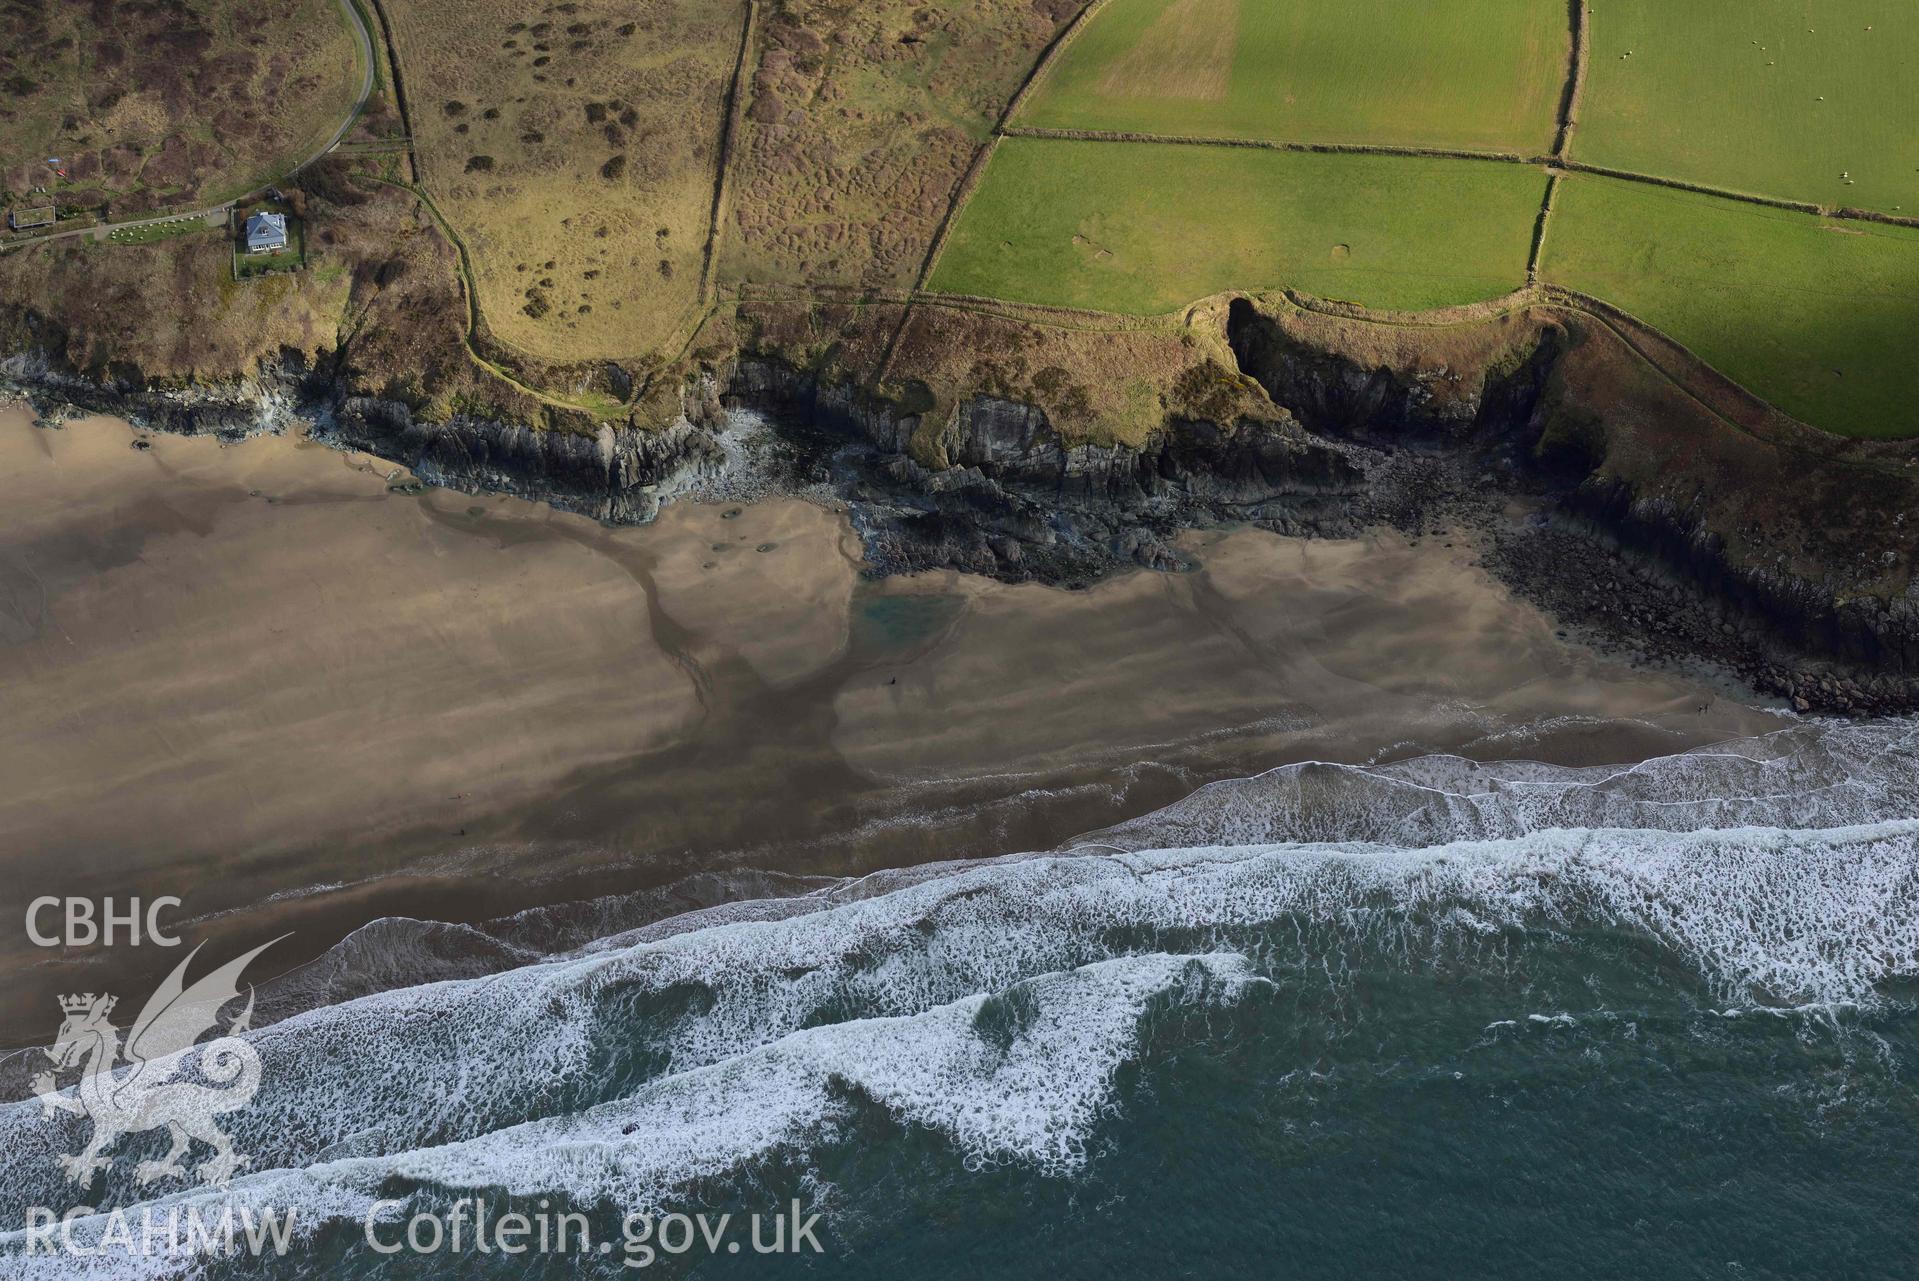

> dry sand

[{"left": 0, "top": 403, "right": 1782, "bottom": 1040}]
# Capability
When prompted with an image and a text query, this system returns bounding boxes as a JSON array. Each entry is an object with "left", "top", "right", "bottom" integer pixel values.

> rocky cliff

[
  {"left": 315, "top": 394, "right": 727, "bottom": 524},
  {"left": 5, "top": 287, "right": 1917, "bottom": 715}
]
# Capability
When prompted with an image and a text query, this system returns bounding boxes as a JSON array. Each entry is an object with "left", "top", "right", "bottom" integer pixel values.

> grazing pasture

[
  {"left": 930, "top": 138, "right": 1546, "bottom": 314},
  {"left": 1543, "top": 175, "right": 1919, "bottom": 439},
  {"left": 1017, "top": 0, "right": 1567, "bottom": 153},
  {"left": 0, "top": 0, "right": 362, "bottom": 217},
  {"left": 10, "top": 0, "right": 1906, "bottom": 445},
  {"left": 1574, "top": 0, "right": 1919, "bottom": 214},
  {"left": 385, "top": 0, "right": 740, "bottom": 361}
]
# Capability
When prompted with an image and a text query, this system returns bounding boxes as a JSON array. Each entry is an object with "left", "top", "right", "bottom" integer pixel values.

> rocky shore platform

[{"left": 7, "top": 287, "right": 1916, "bottom": 716}]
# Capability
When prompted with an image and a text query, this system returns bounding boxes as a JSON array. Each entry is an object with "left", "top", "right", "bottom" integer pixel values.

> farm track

[
  {"left": 369, "top": 177, "right": 622, "bottom": 416},
  {"left": 741, "top": 266, "right": 1919, "bottom": 478},
  {"left": 1268, "top": 279, "right": 1919, "bottom": 479},
  {"left": 6, "top": 0, "right": 1907, "bottom": 436},
  {"left": 343, "top": 0, "right": 617, "bottom": 418},
  {"left": 1539, "top": 288, "right": 1919, "bottom": 479},
  {"left": 0, "top": 0, "right": 378, "bottom": 255},
  {"left": 361, "top": 0, "right": 664, "bottom": 417}
]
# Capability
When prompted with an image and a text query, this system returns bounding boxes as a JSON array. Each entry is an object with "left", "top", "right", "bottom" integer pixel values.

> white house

[{"left": 244, "top": 212, "right": 288, "bottom": 254}]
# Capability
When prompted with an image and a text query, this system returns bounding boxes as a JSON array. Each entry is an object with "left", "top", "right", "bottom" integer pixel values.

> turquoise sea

[{"left": 5, "top": 720, "right": 1918, "bottom": 1279}]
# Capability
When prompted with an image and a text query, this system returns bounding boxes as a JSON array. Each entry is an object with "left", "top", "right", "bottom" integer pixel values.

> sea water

[{"left": 4, "top": 720, "right": 1917, "bottom": 1278}]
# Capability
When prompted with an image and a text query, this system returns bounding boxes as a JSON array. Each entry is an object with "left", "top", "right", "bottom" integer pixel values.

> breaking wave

[
  {"left": 3, "top": 721, "right": 1917, "bottom": 1276},
  {"left": 1073, "top": 719, "right": 1919, "bottom": 850}
]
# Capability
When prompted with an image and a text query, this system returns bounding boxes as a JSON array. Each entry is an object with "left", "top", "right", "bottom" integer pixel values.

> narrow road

[
  {"left": 0, "top": 0, "right": 376, "bottom": 254},
  {"left": 310, "top": 0, "right": 379, "bottom": 172}
]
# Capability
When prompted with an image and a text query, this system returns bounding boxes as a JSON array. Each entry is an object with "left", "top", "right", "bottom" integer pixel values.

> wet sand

[{"left": 0, "top": 404, "right": 1783, "bottom": 1040}]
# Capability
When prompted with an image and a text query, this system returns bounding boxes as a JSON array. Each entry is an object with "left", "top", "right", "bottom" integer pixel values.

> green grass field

[
  {"left": 1574, "top": 0, "right": 1919, "bottom": 214},
  {"left": 1543, "top": 175, "right": 1919, "bottom": 438},
  {"left": 930, "top": 139, "right": 1546, "bottom": 314},
  {"left": 1017, "top": 0, "right": 1566, "bottom": 153}
]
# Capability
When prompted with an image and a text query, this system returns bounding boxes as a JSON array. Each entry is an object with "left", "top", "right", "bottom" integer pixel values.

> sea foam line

[
  {"left": 6, "top": 817, "right": 1917, "bottom": 1230},
  {"left": 1, "top": 953, "right": 1259, "bottom": 1278},
  {"left": 7, "top": 722, "right": 1919, "bottom": 1259}
]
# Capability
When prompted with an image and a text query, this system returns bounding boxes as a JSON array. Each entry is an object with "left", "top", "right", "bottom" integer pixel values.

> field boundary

[
  {"left": 1526, "top": 173, "right": 1561, "bottom": 281},
  {"left": 895, "top": 0, "right": 1118, "bottom": 376},
  {"left": 1553, "top": 161, "right": 1919, "bottom": 229},
  {"left": 1535, "top": 287, "right": 1917, "bottom": 468},
  {"left": 739, "top": 279, "right": 1178, "bottom": 334},
  {"left": 1550, "top": 0, "right": 1589, "bottom": 159},
  {"left": 9, "top": 0, "right": 1911, "bottom": 439},
  {"left": 1000, "top": 126, "right": 1530, "bottom": 165},
  {"left": 389, "top": 0, "right": 1919, "bottom": 441},
  {"left": 356, "top": 0, "right": 421, "bottom": 184},
  {"left": 1000, "top": 0, "right": 1116, "bottom": 128},
  {"left": 913, "top": 138, "right": 1003, "bottom": 294},
  {"left": 353, "top": 2, "right": 652, "bottom": 417},
  {"left": 374, "top": 0, "right": 738, "bottom": 410},
  {"left": 358, "top": 0, "right": 601, "bottom": 413},
  {"left": 1526, "top": 0, "right": 1582, "bottom": 293},
  {"left": 906, "top": 289, "right": 1173, "bottom": 332},
  {"left": 1272, "top": 284, "right": 1915, "bottom": 466},
  {"left": 991, "top": 128, "right": 1919, "bottom": 233},
  {"left": 906, "top": 0, "right": 1109, "bottom": 299},
  {"left": 887, "top": 136, "right": 1003, "bottom": 380},
  {"left": 866, "top": 274, "right": 1919, "bottom": 461},
  {"left": 1275, "top": 286, "right": 1544, "bottom": 331},
  {"left": 700, "top": 0, "right": 759, "bottom": 307},
  {"left": 1538, "top": 285, "right": 1767, "bottom": 431}
]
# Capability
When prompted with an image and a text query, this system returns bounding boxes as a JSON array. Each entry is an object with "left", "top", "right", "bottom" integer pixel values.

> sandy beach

[{"left": 0, "top": 403, "right": 1783, "bottom": 1040}]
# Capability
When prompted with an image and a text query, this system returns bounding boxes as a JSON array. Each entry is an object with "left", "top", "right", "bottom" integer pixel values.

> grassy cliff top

[{"left": 4, "top": 0, "right": 1916, "bottom": 443}]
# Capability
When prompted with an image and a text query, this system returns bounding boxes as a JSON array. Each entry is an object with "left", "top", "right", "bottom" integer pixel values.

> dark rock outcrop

[
  {"left": 2, "top": 351, "right": 303, "bottom": 440},
  {"left": 7, "top": 298, "right": 1918, "bottom": 715},
  {"left": 721, "top": 356, "right": 1387, "bottom": 582},
  {"left": 315, "top": 396, "right": 725, "bottom": 524},
  {"left": 1223, "top": 298, "right": 1919, "bottom": 715}
]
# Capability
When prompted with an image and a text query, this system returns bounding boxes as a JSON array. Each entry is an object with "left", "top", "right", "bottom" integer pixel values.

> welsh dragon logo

[{"left": 33, "top": 939, "right": 280, "bottom": 1188}]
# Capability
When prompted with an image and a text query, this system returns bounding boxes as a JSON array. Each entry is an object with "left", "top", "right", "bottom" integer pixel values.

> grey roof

[{"left": 245, "top": 212, "right": 285, "bottom": 253}]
